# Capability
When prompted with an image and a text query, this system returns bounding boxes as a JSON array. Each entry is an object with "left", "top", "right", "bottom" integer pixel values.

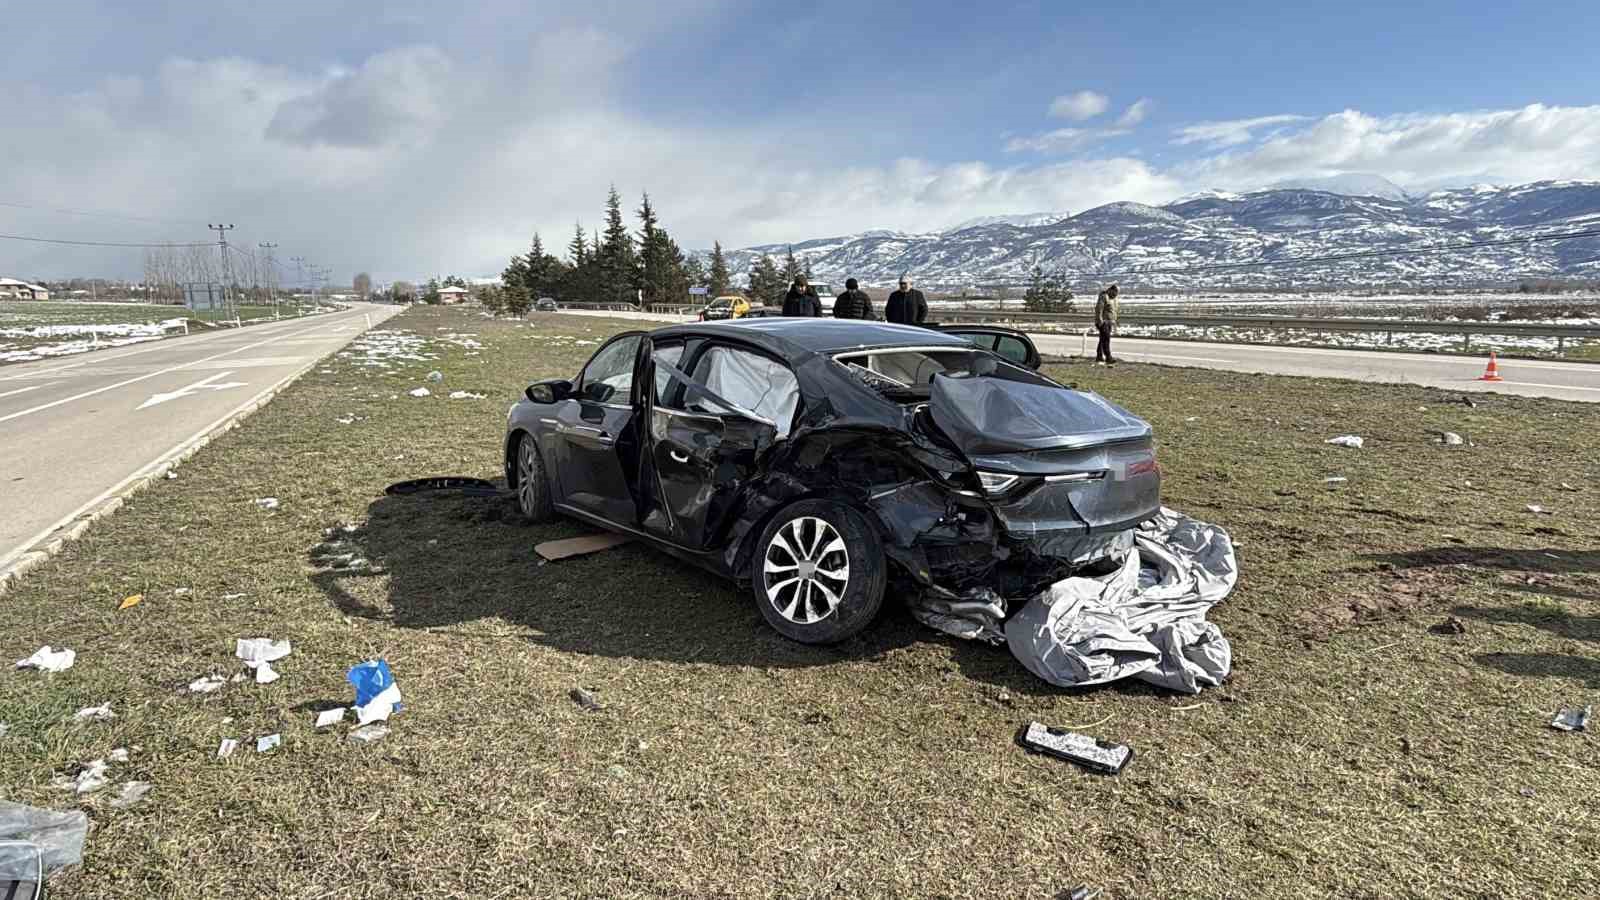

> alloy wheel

[
  {"left": 517, "top": 440, "right": 540, "bottom": 515},
  {"left": 762, "top": 516, "right": 850, "bottom": 624}
]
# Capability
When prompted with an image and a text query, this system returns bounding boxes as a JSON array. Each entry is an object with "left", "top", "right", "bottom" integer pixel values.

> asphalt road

[
  {"left": 1030, "top": 332, "right": 1600, "bottom": 403},
  {"left": 0, "top": 303, "right": 402, "bottom": 575}
]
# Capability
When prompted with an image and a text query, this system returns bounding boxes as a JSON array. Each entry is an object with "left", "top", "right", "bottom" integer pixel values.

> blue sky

[{"left": 4, "top": 0, "right": 1599, "bottom": 280}]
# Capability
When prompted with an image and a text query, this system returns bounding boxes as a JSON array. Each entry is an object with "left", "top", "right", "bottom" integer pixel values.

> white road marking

[
  {"left": 0, "top": 383, "right": 54, "bottom": 400},
  {"left": 0, "top": 315, "right": 351, "bottom": 425},
  {"left": 137, "top": 371, "right": 248, "bottom": 409}
]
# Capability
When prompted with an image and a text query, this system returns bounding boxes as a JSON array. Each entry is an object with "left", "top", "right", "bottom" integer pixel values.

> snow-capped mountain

[
  {"left": 944, "top": 212, "right": 1071, "bottom": 232},
  {"left": 706, "top": 180, "right": 1600, "bottom": 288},
  {"left": 1268, "top": 173, "right": 1411, "bottom": 201}
]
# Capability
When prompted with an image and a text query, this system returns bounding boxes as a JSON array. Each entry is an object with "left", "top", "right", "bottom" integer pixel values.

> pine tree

[
  {"left": 501, "top": 253, "right": 529, "bottom": 317},
  {"left": 504, "top": 281, "right": 532, "bottom": 318},
  {"left": 636, "top": 191, "right": 664, "bottom": 303},
  {"left": 598, "top": 185, "right": 639, "bottom": 305},
  {"left": 708, "top": 241, "right": 731, "bottom": 297},
  {"left": 567, "top": 222, "right": 588, "bottom": 268},
  {"left": 523, "top": 233, "right": 551, "bottom": 300},
  {"left": 781, "top": 246, "right": 802, "bottom": 285},
  {"left": 683, "top": 255, "right": 707, "bottom": 292},
  {"left": 749, "top": 254, "right": 783, "bottom": 306}
]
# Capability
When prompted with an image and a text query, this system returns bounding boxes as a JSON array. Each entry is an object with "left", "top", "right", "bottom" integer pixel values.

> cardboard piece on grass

[
  {"left": 1550, "top": 706, "right": 1590, "bottom": 732},
  {"left": 314, "top": 708, "right": 346, "bottom": 729},
  {"left": 536, "top": 533, "right": 633, "bottom": 562}
]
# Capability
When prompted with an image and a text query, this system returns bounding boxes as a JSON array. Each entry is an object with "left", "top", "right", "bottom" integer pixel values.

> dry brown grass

[{"left": 2, "top": 306, "right": 1597, "bottom": 898}]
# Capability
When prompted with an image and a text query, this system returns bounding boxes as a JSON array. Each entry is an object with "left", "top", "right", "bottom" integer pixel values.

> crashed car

[{"left": 505, "top": 319, "right": 1160, "bottom": 644}]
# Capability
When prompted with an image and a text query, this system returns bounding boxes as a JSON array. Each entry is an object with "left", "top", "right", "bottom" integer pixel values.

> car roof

[{"left": 653, "top": 318, "right": 974, "bottom": 356}]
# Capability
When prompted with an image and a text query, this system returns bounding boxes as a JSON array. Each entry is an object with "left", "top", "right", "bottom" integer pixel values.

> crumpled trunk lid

[{"left": 927, "top": 372, "right": 1151, "bottom": 457}]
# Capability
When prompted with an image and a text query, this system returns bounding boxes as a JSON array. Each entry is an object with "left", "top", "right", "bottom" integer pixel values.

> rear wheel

[
  {"left": 752, "top": 499, "right": 886, "bottom": 644},
  {"left": 514, "top": 433, "right": 555, "bottom": 523}
]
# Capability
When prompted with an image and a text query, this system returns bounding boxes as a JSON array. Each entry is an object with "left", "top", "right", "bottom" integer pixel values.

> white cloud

[
  {"left": 1115, "top": 98, "right": 1152, "bottom": 128},
  {"left": 1048, "top": 90, "right": 1109, "bottom": 121},
  {"left": 1172, "top": 114, "right": 1308, "bottom": 148},
  {"left": 1004, "top": 127, "right": 1130, "bottom": 154}
]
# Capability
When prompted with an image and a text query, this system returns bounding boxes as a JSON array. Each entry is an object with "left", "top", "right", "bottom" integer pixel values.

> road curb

[{"left": 0, "top": 307, "right": 394, "bottom": 596}]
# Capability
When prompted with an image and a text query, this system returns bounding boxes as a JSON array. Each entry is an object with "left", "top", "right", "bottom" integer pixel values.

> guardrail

[{"left": 933, "top": 310, "right": 1600, "bottom": 351}]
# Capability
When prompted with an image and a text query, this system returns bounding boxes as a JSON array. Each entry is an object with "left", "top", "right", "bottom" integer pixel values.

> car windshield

[{"left": 809, "top": 283, "right": 833, "bottom": 295}]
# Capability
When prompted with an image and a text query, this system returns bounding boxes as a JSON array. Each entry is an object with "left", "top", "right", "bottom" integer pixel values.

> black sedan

[{"left": 505, "top": 319, "right": 1160, "bottom": 643}]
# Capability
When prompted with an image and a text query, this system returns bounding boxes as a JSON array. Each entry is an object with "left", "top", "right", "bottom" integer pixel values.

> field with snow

[{"left": 0, "top": 300, "right": 324, "bottom": 364}]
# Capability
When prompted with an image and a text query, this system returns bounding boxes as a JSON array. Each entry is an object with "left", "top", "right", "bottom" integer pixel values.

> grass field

[
  {"left": 2, "top": 306, "right": 1596, "bottom": 898},
  {"left": 0, "top": 301, "right": 328, "bottom": 364}
]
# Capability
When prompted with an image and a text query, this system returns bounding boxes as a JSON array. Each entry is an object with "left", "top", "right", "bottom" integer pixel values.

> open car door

[
  {"left": 933, "top": 325, "right": 1042, "bottom": 369},
  {"left": 634, "top": 341, "right": 780, "bottom": 550}
]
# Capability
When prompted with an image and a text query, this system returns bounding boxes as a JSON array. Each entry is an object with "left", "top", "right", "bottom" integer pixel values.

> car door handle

[
  {"left": 668, "top": 449, "right": 690, "bottom": 464},
  {"left": 566, "top": 424, "right": 614, "bottom": 446}
]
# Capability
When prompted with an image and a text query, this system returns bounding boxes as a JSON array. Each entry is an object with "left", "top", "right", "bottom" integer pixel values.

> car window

[
  {"left": 653, "top": 342, "right": 684, "bottom": 404},
  {"left": 994, "top": 335, "right": 1031, "bottom": 364},
  {"left": 686, "top": 345, "right": 800, "bottom": 438},
  {"left": 577, "top": 334, "right": 641, "bottom": 403},
  {"left": 833, "top": 348, "right": 981, "bottom": 387}
]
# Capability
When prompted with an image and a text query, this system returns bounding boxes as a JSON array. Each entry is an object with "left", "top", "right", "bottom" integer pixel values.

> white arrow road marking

[{"left": 137, "top": 371, "right": 248, "bottom": 410}]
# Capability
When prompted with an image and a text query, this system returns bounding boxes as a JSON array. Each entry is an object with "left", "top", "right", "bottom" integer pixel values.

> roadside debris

[
  {"left": 165, "top": 470, "right": 178, "bottom": 479},
  {"left": 536, "top": 533, "right": 633, "bottom": 562},
  {"left": 235, "top": 639, "right": 291, "bottom": 685},
  {"left": 216, "top": 738, "right": 239, "bottom": 759},
  {"left": 254, "top": 497, "right": 280, "bottom": 511},
  {"left": 1323, "top": 476, "right": 1348, "bottom": 484},
  {"left": 0, "top": 801, "right": 88, "bottom": 872},
  {"left": 1430, "top": 616, "right": 1468, "bottom": 635},
  {"left": 1433, "top": 431, "right": 1464, "bottom": 446},
  {"left": 1550, "top": 707, "right": 1590, "bottom": 732},
  {"left": 118, "top": 593, "right": 143, "bottom": 610},
  {"left": 109, "top": 781, "right": 152, "bottom": 809},
  {"left": 425, "top": 370, "right": 444, "bottom": 383},
  {"left": 51, "top": 760, "right": 110, "bottom": 795},
  {"left": 1016, "top": 722, "right": 1133, "bottom": 775},
  {"left": 570, "top": 687, "right": 604, "bottom": 711},
  {"left": 1559, "top": 482, "right": 1578, "bottom": 492},
  {"left": 314, "top": 708, "right": 346, "bottom": 729},
  {"left": 107, "top": 748, "right": 129, "bottom": 763},
  {"left": 1059, "top": 888, "right": 1103, "bottom": 900},
  {"left": 256, "top": 734, "right": 282, "bottom": 753},
  {"left": 1325, "top": 435, "right": 1364, "bottom": 449},
  {"left": 448, "top": 390, "right": 486, "bottom": 400},
  {"left": 1525, "top": 504, "right": 1551, "bottom": 515},
  {"left": 910, "top": 586, "right": 1007, "bottom": 645},
  {"left": 408, "top": 387, "right": 431, "bottom": 398},
  {"left": 348, "top": 724, "right": 390, "bottom": 743},
  {"left": 1002, "top": 509, "right": 1237, "bottom": 694},
  {"left": 348, "top": 659, "right": 402, "bottom": 724},
  {"left": 71, "top": 703, "right": 114, "bottom": 723},
  {"left": 15, "top": 646, "right": 74, "bottom": 673}
]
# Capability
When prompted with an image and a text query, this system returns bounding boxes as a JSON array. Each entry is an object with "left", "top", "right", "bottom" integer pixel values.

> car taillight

[{"left": 1126, "top": 451, "right": 1159, "bottom": 478}]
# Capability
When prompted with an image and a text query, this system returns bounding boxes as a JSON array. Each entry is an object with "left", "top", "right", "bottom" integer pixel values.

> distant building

[
  {"left": 0, "top": 278, "right": 49, "bottom": 300},
  {"left": 437, "top": 285, "right": 470, "bottom": 305}
]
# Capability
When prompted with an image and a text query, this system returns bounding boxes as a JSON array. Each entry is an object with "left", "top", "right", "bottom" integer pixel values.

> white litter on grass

[
  {"left": 425, "top": 370, "right": 444, "bottom": 383},
  {"left": 173, "top": 587, "right": 190, "bottom": 596},
  {"left": 254, "top": 497, "right": 280, "bottom": 511},
  {"left": 336, "top": 416, "right": 355, "bottom": 425},
  {"left": 1526, "top": 504, "right": 1551, "bottom": 515},
  {"left": 53, "top": 760, "right": 110, "bottom": 794},
  {"left": 256, "top": 734, "right": 282, "bottom": 753},
  {"left": 108, "top": 748, "right": 130, "bottom": 763},
  {"left": 348, "top": 724, "right": 389, "bottom": 743},
  {"left": 188, "top": 674, "right": 226, "bottom": 693},
  {"left": 408, "top": 387, "right": 431, "bottom": 398},
  {"left": 165, "top": 471, "right": 178, "bottom": 480},
  {"left": 1440, "top": 431, "right": 1464, "bottom": 446},
  {"left": 314, "top": 708, "right": 346, "bottom": 729},
  {"left": 217, "top": 738, "right": 239, "bottom": 758},
  {"left": 16, "top": 646, "right": 75, "bottom": 672},
  {"left": 354, "top": 683, "right": 401, "bottom": 726},
  {"left": 1323, "top": 476, "right": 1348, "bottom": 484},
  {"left": 1325, "top": 435, "right": 1364, "bottom": 449},
  {"left": 1551, "top": 706, "right": 1590, "bottom": 732},
  {"left": 0, "top": 722, "right": 9, "bottom": 739},
  {"left": 72, "top": 703, "right": 115, "bottom": 722},
  {"left": 254, "top": 661, "right": 281, "bottom": 684},
  {"left": 235, "top": 638, "right": 291, "bottom": 665},
  {"left": 448, "top": 390, "right": 486, "bottom": 400},
  {"left": 1559, "top": 482, "right": 1578, "bottom": 492},
  {"left": 110, "top": 781, "right": 152, "bottom": 808}
]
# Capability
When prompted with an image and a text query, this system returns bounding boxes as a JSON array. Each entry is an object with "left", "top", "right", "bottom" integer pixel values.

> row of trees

[{"left": 498, "top": 188, "right": 743, "bottom": 313}]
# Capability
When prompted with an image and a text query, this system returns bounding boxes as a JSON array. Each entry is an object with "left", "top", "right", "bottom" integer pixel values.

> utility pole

[
  {"left": 259, "top": 242, "right": 279, "bottom": 319},
  {"left": 209, "top": 223, "right": 236, "bottom": 323},
  {"left": 290, "top": 256, "right": 306, "bottom": 315}
]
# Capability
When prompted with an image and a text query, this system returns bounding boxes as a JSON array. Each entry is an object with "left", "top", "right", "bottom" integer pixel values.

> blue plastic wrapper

[{"left": 347, "top": 659, "right": 402, "bottom": 720}]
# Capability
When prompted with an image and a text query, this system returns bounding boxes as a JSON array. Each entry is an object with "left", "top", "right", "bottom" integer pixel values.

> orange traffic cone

[{"left": 1478, "top": 351, "right": 1503, "bottom": 382}]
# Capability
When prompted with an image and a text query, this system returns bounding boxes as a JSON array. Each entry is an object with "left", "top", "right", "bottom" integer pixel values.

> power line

[
  {"left": 0, "top": 232, "right": 211, "bottom": 248},
  {"left": 0, "top": 199, "right": 208, "bottom": 228}
]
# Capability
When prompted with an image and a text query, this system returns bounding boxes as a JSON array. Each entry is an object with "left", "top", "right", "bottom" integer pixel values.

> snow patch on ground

[{"left": 0, "top": 318, "right": 189, "bottom": 362}]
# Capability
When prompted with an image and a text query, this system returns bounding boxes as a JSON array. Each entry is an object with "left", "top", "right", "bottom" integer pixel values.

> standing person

[
  {"left": 781, "top": 276, "right": 821, "bottom": 317},
  {"left": 1094, "top": 283, "right": 1120, "bottom": 365},
  {"left": 832, "top": 277, "right": 874, "bottom": 320},
  {"left": 885, "top": 274, "right": 928, "bottom": 325}
]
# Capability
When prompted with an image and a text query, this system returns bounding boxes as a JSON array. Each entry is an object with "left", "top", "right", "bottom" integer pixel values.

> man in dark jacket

[
  {"left": 832, "top": 277, "right": 874, "bottom": 320},
  {"left": 781, "top": 276, "right": 821, "bottom": 317},
  {"left": 1093, "top": 283, "right": 1120, "bottom": 365},
  {"left": 884, "top": 274, "right": 928, "bottom": 325}
]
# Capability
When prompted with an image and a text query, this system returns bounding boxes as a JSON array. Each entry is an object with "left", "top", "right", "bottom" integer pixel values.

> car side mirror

[
  {"left": 525, "top": 379, "right": 572, "bottom": 404},
  {"left": 581, "top": 381, "right": 615, "bottom": 403}
]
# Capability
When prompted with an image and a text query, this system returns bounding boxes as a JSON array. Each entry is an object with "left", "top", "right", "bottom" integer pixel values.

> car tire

[
  {"left": 513, "top": 433, "right": 555, "bottom": 523},
  {"left": 752, "top": 499, "right": 886, "bottom": 644}
]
